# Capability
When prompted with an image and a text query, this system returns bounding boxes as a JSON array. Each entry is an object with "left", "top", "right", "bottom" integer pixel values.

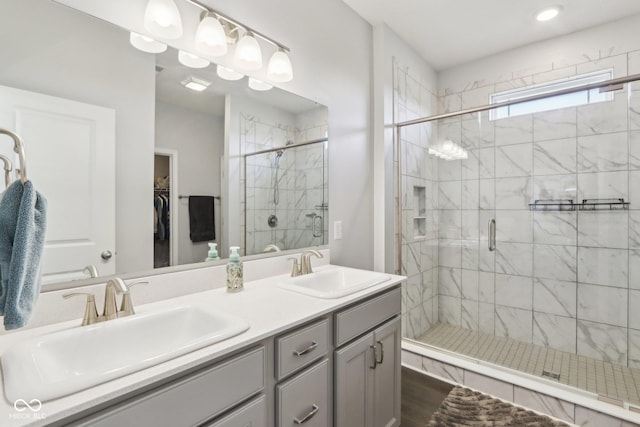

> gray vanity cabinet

[
  {"left": 334, "top": 288, "right": 402, "bottom": 427},
  {"left": 57, "top": 285, "right": 402, "bottom": 427}
]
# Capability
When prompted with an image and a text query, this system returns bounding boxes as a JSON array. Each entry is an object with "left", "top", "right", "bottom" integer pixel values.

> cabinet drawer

[
  {"left": 204, "top": 395, "right": 266, "bottom": 427},
  {"left": 276, "top": 319, "right": 329, "bottom": 380},
  {"left": 74, "top": 347, "right": 265, "bottom": 427},
  {"left": 277, "top": 360, "right": 329, "bottom": 427},
  {"left": 334, "top": 287, "right": 401, "bottom": 347}
]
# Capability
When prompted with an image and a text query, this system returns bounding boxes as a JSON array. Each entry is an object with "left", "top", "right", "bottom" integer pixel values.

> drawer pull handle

[
  {"left": 370, "top": 344, "right": 378, "bottom": 369},
  {"left": 293, "top": 340, "right": 319, "bottom": 356},
  {"left": 294, "top": 404, "right": 319, "bottom": 424},
  {"left": 376, "top": 340, "right": 384, "bottom": 365}
]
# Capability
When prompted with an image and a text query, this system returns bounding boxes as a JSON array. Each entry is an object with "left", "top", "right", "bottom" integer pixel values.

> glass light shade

[
  {"left": 234, "top": 33, "right": 262, "bottom": 71},
  {"left": 216, "top": 65, "right": 244, "bottom": 81},
  {"left": 195, "top": 16, "right": 228, "bottom": 57},
  {"left": 267, "top": 50, "right": 293, "bottom": 83},
  {"left": 178, "top": 50, "right": 210, "bottom": 69},
  {"left": 144, "top": 0, "right": 183, "bottom": 39},
  {"left": 248, "top": 78, "right": 273, "bottom": 91},
  {"left": 129, "top": 32, "right": 167, "bottom": 53}
]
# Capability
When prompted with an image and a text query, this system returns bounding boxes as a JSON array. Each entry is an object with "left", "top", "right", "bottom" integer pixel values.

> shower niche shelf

[
  {"left": 529, "top": 198, "right": 629, "bottom": 211},
  {"left": 413, "top": 186, "right": 426, "bottom": 239}
]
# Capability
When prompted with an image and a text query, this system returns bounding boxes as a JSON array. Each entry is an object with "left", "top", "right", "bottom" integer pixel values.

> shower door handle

[{"left": 488, "top": 219, "right": 496, "bottom": 251}]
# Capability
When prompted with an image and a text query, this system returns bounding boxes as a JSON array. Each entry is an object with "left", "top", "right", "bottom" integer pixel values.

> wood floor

[{"left": 401, "top": 366, "right": 453, "bottom": 427}]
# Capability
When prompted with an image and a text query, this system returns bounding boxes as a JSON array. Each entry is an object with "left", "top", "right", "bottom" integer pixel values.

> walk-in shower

[
  {"left": 244, "top": 138, "right": 328, "bottom": 255},
  {"left": 396, "top": 66, "right": 640, "bottom": 410}
]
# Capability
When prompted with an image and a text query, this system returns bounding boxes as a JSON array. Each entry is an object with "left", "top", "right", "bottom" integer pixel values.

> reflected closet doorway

[{"left": 154, "top": 148, "right": 179, "bottom": 268}]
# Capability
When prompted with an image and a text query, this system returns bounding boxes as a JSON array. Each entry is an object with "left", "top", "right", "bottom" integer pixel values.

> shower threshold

[{"left": 418, "top": 322, "right": 640, "bottom": 406}]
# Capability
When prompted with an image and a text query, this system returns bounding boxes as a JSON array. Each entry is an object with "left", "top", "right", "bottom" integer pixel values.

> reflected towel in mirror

[{"left": 188, "top": 196, "right": 215, "bottom": 242}]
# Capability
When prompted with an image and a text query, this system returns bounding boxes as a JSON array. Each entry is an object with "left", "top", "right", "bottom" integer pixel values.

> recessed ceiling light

[
  {"left": 536, "top": 6, "right": 561, "bottom": 22},
  {"left": 180, "top": 76, "right": 211, "bottom": 92}
]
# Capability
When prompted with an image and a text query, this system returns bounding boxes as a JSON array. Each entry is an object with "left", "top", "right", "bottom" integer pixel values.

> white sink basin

[
  {"left": 2, "top": 304, "right": 249, "bottom": 402},
  {"left": 278, "top": 267, "right": 390, "bottom": 299}
]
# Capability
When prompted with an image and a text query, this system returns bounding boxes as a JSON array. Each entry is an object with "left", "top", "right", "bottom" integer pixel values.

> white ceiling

[{"left": 341, "top": 0, "right": 640, "bottom": 70}]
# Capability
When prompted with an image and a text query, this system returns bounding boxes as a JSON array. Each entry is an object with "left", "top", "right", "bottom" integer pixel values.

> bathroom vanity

[{"left": 0, "top": 265, "right": 403, "bottom": 427}]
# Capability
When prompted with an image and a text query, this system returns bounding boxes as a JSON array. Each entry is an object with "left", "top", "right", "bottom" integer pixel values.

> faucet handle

[
  {"left": 287, "top": 257, "right": 302, "bottom": 277},
  {"left": 119, "top": 281, "right": 148, "bottom": 316},
  {"left": 63, "top": 292, "right": 99, "bottom": 326}
]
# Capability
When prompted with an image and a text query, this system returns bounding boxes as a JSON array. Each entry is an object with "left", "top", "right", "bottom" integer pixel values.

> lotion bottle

[
  {"left": 226, "top": 246, "right": 243, "bottom": 292},
  {"left": 205, "top": 242, "right": 220, "bottom": 261}
]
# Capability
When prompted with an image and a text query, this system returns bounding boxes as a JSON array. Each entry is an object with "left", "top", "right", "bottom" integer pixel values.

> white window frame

[{"left": 489, "top": 69, "right": 614, "bottom": 120}]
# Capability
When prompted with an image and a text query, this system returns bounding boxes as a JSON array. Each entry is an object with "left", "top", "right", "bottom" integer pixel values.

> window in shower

[{"left": 489, "top": 69, "right": 613, "bottom": 120}]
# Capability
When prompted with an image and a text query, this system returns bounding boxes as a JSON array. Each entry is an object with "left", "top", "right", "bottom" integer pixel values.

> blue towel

[{"left": 0, "top": 180, "right": 47, "bottom": 330}]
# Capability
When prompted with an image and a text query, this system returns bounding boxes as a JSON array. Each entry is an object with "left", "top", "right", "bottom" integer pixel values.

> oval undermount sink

[
  {"left": 2, "top": 304, "right": 249, "bottom": 402},
  {"left": 278, "top": 266, "right": 390, "bottom": 299}
]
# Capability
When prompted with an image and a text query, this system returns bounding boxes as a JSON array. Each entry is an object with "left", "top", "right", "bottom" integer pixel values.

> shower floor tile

[{"left": 418, "top": 322, "right": 640, "bottom": 406}]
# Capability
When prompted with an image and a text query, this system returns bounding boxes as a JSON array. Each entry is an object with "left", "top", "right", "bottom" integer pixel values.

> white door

[{"left": 0, "top": 85, "right": 116, "bottom": 283}]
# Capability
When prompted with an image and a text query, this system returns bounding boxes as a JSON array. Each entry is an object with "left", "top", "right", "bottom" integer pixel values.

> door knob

[{"left": 101, "top": 250, "right": 113, "bottom": 260}]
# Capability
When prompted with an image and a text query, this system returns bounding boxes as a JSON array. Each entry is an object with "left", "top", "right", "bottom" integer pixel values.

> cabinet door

[
  {"left": 372, "top": 317, "right": 401, "bottom": 427},
  {"left": 334, "top": 332, "right": 374, "bottom": 427}
]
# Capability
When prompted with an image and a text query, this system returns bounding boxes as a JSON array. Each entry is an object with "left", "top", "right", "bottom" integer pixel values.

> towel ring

[
  {"left": 0, "top": 154, "right": 13, "bottom": 188},
  {"left": 0, "top": 128, "right": 27, "bottom": 185}
]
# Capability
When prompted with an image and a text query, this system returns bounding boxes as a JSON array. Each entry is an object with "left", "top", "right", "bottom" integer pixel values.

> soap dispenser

[
  {"left": 226, "top": 246, "right": 243, "bottom": 292},
  {"left": 205, "top": 242, "right": 220, "bottom": 261}
]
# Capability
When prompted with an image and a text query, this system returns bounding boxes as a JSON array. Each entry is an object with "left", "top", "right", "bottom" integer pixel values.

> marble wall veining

[
  {"left": 243, "top": 113, "right": 328, "bottom": 255},
  {"left": 395, "top": 13, "right": 640, "bottom": 374},
  {"left": 425, "top": 48, "right": 640, "bottom": 369},
  {"left": 396, "top": 58, "right": 440, "bottom": 340}
]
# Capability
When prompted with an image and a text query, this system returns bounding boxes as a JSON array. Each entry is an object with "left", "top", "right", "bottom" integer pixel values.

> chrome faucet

[
  {"left": 63, "top": 277, "right": 147, "bottom": 326},
  {"left": 263, "top": 244, "right": 281, "bottom": 253},
  {"left": 288, "top": 250, "right": 323, "bottom": 277}
]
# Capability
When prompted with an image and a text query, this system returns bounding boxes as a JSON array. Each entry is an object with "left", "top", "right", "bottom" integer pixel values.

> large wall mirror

[{"left": 0, "top": 0, "right": 328, "bottom": 288}]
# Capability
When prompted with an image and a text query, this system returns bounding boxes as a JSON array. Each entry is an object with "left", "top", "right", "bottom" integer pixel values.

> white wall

[
  {"left": 155, "top": 101, "right": 224, "bottom": 265},
  {"left": 0, "top": 0, "right": 156, "bottom": 275},
  {"left": 58, "top": 0, "right": 375, "bottom": 270}
]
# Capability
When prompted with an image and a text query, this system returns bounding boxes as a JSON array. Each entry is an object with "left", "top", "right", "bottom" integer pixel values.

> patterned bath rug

[{"left": 427, "top": 386, "right": 571, "bottom": 426}]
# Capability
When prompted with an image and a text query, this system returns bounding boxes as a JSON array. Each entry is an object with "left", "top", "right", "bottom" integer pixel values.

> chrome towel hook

[{"left": 0, "top": 128, "right": 27, "bottom": 185}]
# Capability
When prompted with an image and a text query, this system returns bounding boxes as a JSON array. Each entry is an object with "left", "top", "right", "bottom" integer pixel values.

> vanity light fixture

[
  {"left": 248, "top": 77, "right": 273, "bottom": 91},
  {"left": 181, "top": 76, "right": 211, "bottom": 92},
  {"left": 194, "top": 12, "right": 228, "bottom": 57},
  {"left": 234, "top": 32, "right": 263, "bottom": 71},
  {"left": 267, "top": 49, "right": 293, "bottom": 83},
  {"left": 144, "top": 0, "right": 183, "bottom": 39},
  {"left": 536, "top": 6, "right": 561, "bottom": 22},
  {"left": 129, "top": 32, "right": 167, "bottom": 53},
  {"left": 216, "top": 65, "right": 244, "bottom": 81},
  {"left": 184, "top": 0, "right": 293, "bottom": 81},
  {"left": 178, "top": 50, "right": 210, "bottom": 68}
]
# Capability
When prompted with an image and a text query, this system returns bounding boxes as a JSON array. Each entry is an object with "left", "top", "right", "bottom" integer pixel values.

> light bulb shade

[
  {"left": 267, "top": 50, "right": 293, "bottom": 82},
  {"left": 216, "top": 65, "right": 244, "bottom": 81},
  {"left": 178, "top": 50, "right": 210, "bottom": 69},
  {"left": 248, "top": 77, "right": 273, "bottom": 91},
  {"left": 129, "top": 32, "right": 167, "bottom": 53},
  {"left": 234, "top": 33, "right": 262, "bottom": 71},
  {"left": 144, "top": 0, "right": 183, "bottom": 39},
  {"left": 195, "top": 15, "right": 227, "bottom": 57}
]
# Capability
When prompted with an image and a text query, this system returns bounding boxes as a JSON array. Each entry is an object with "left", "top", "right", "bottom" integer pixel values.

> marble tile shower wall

[
  {"left": 243, "top": 114, "right": 328, "bottom": 254},
  {"left": 433, "top": 51, "right": 640, "bottom": 368},
  {"left": 395, "top": 59, "right": 441, "bottom": 340}
]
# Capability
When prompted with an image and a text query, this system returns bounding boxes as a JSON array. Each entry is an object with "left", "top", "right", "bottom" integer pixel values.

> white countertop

[{"left": 0, "top": 265, "right": 405, "bottom": 426}]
